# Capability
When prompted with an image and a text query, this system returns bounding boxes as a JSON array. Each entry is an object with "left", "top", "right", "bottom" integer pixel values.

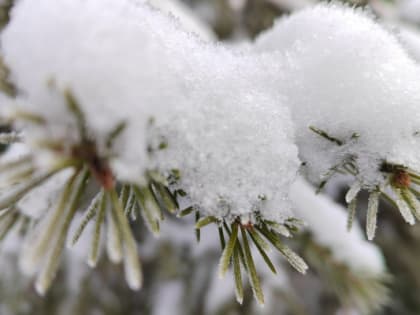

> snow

[
  {"left": 153, "top": 49, "right": 300, "bottom": 222},
  {"left": 290, "top": 177, "right": 385, "bottom": 275},
  {"left": 2, "top": 0, "right": 300, "bottom": 223},
  {"left": 1, "top": 0, "right": 195, "bottom": 184},
  {"left": 254, "top": 3, "right": 420, "bottom": 190},
  {"left": 0, "top": 0, "right": 401, "bottom": 311}
]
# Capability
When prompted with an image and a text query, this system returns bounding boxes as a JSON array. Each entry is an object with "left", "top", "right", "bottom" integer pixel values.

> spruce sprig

[
  {"left": 309, "top": 126, "right": 420, "bottom": 239},
  {"left": 0, "top": 91, "right": 160, "bottom": 293},
  {"left": 194, "top": 212, "right": 308, "bottom": 305}
]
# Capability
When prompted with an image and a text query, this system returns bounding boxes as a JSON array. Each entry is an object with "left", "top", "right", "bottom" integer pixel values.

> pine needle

[
  {"left": 106, "top": 207, "right": 123, "bottom": 264},
  {"left": 64, "top": 90, "right": 87, "bottom": 140},
  {"left": 247, "top": 229, "right": 277, "bottom": 274},
  {"left": 119, "top": 185, "right": 130, "bottom": 211},
  {"left": 177, "top": 206, "right": 194, "bottom": 217},
  {"left": 109, "top": 189, "right": 142, "bottom": 290},
  {"left": 195, "top": 216, "right": 218, "bottom": 229},
  {"left": 247, "top": 227, "right": 271, "bottom": 252},
  {"left": 391, "top": 187, "right": 415, "bottom": 225},
  {"left": 153, "top": 182, "right": 178, "bottom": 213},
  {"left": 218, "top": 222, "right": 238, "bottom": 279},
  {"left": 346, "top": 181, "right": 361, "bottom": 203},
  {"left": 133, "top": 186, "right": 160, "bottom": 236},
  {"left": 258, "top": 225, "right": 307, "bottom": 274},
  {"left": 233, "top": 244, "right": 244, "bottom": 305},
  {"left": 71, "top": 191, "right": 102, "bottom": 246},
  {"left": 400, "top": 188, "right": 420, "bottom": 221},
  {"left": 240, "top": 226, "right": 265, "bottom": 306},
  {"left": 123, "top": 186, "right": 135, "bottom": 215},
  {"left": 88, "top": 191, "right": 107, "bottom": 267},
  {"left": 106, "top": 121, "right": 127, "bottom": 149},
  {"left": 366, "top": 191, "right": 379, "bottom": 241},
  {"left": 195, "top": 211, "right": 200, "bottom": 242},
  {"left": 23, "top": 170, "right": 79, "bottom": 272},
  {"left": 347, "top": 196, "right": 357, "bottom": 231},
  {"left": 309, "top": 126, "right": 343, "bottom": 146},
  {"left": 218, "top": 226, "right": 226, "bottom": 250}
]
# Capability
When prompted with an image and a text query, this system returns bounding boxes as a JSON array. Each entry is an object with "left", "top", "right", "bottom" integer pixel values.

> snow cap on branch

[
  {"left": 1, "top": 0, "right": 198, "bottom": 183},
  {"left": 2, "top": 0, "right": 300, "bottom": 223},
  {"left": 153, "top": 47, "right": 300, "bottom": 222},
  {"left": 255, "top": 3, "right": 420, "bottom": 190}
]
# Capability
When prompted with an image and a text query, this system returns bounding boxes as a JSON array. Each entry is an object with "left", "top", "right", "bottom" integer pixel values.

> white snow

[
  {"left": 153, "top": 50, "right": 300, "bottom": 222},
  {"left": 0, "top": 0, "right": 403, "bottom": 311},
  {"left": 254, "top": 3, "right": 420, "bottom": 190},
  {"left": 1, "top": 0, "right": 195, "bottom": 184},
  {"left": 2, "top": 0, "right": 300, "bottom": 223}
]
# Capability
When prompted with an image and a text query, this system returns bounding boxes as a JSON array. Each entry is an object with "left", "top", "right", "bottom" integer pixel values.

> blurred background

[{"left": 2, "top": 0, "right": 420, "bottom": 314}]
